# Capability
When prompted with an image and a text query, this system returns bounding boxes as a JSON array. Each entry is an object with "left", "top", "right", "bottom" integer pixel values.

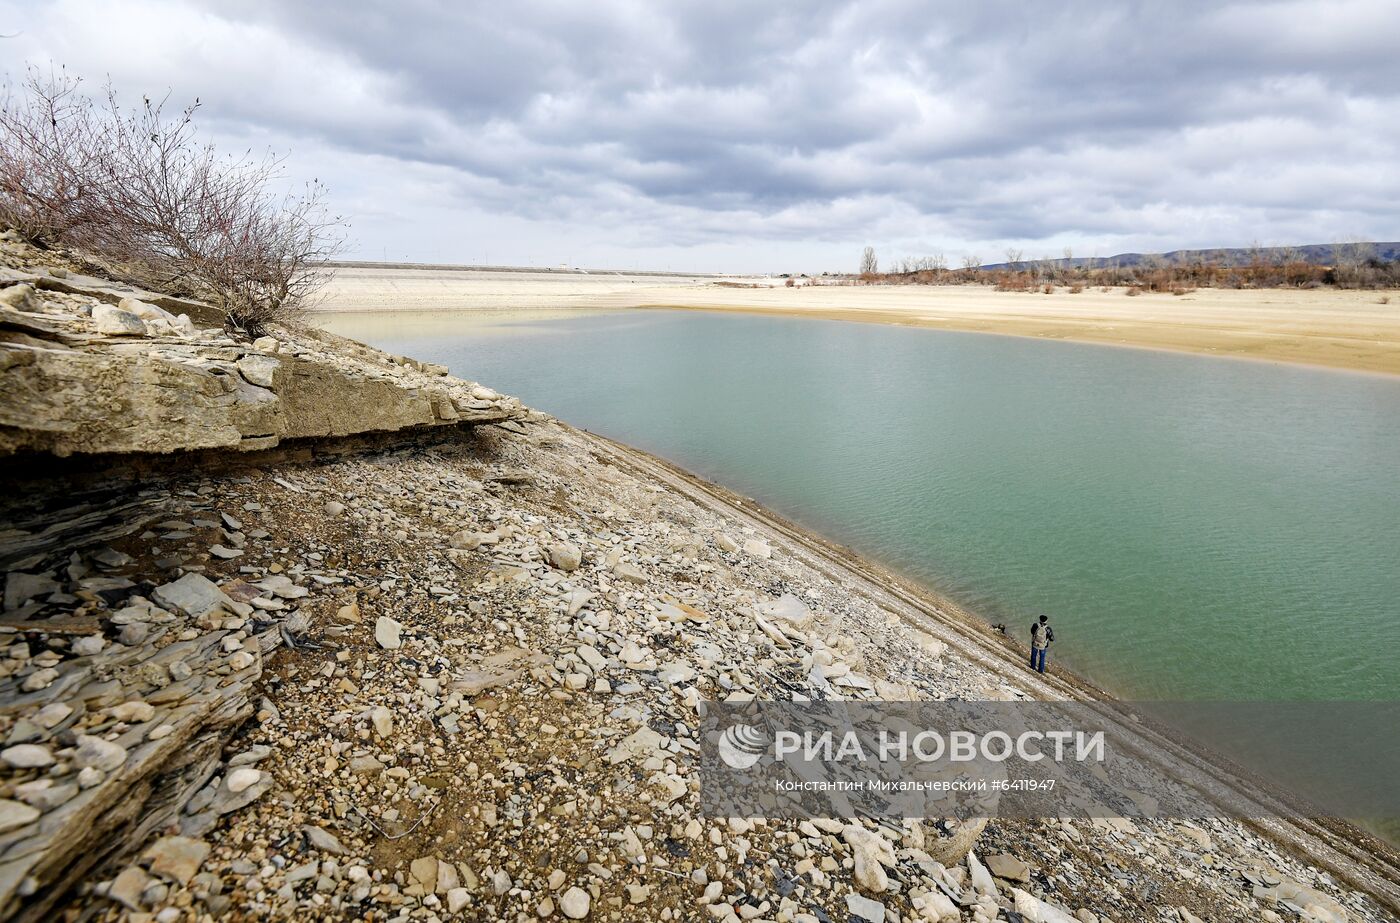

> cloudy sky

[{"left": 2, "top": 1, "right": 1397, "bottom": 272}]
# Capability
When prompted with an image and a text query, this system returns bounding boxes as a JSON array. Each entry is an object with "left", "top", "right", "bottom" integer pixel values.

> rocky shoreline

[{"left": 2, "top": 240, "right": 1398, "bottom": 922}]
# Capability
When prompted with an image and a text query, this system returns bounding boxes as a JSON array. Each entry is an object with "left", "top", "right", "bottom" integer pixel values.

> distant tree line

[
  {"left": 854, "top": 243, "right": 1400, "bottom": 292},
  {"left": 0, "top": 67, "right": 343, "bottom": 335}
]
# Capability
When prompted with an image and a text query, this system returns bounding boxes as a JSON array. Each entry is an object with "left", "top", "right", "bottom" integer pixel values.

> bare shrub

[
  {"left": 1069, "top": 284, "right": 1084, "bottom": 294},
  {"left": 1042, "top": 284, "right": 1054, "bottom": 294},
  {"left": 859, "top": 245, "right": 878, "bottom": 277},
  {"left": 1, "top": 68, "right": 342, "bottom": 335},
  {"left": 1126, "top": 286, "right": 1143, "bottom": 297},
  {"left": 0, "top": 68, "right": 110, "bottom": 245},
  {"left": 1380, "top": 296, "right": 1391, "bottom": 305}
]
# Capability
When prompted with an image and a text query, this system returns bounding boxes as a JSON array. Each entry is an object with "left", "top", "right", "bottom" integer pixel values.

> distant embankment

[
  {"left": 984, "top": 241, "right": 1400, "bottom": 271},
  {"left": 326, "top": 259, "right": 731, "bottom": 279}
]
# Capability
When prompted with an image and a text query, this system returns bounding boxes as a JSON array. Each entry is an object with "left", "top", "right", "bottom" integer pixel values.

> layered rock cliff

[{"left": 0, "top": 232, "right": 525, "bottom": 459}]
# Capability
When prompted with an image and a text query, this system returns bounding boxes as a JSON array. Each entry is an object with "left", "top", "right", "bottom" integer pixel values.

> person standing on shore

[{"left": 1030, "top": 614, "right": 1053, "bottom": 673}]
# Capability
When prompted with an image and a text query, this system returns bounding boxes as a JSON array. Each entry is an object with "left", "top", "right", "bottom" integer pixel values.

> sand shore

[{"left": 316, "top": 266, "right": 1400, "bottom": 376}]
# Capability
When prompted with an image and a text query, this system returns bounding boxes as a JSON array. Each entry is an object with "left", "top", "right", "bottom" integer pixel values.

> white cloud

[{"left": 1, "top": 0, "right": 1396, "bottom": 272}]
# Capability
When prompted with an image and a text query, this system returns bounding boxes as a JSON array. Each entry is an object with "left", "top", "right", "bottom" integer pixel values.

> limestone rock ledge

[{"left": 0, "top": 257, "right": 528, "bottom": 459}]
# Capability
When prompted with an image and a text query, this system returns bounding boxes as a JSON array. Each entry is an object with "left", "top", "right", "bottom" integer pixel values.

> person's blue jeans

[{"left": 1030, "top": 648, "right": 1047, "bottom": 673}]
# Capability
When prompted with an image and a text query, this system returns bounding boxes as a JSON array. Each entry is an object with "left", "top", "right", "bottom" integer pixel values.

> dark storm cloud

[{"left": 3, "top": 0, "right": 1397, "bottom": 268}]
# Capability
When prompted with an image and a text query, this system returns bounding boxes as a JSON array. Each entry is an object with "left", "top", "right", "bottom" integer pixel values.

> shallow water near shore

[{"left": 321, "top": 308, "right": 1400, "bottom": 702}]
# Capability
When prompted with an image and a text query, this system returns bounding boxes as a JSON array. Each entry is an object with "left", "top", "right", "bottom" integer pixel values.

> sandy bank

[
  {"left": 316, "top": 267, "right": 1400, "bottom": 376},
  {"left": 316, "top": 265, "right": 740, "bottom": 312}
]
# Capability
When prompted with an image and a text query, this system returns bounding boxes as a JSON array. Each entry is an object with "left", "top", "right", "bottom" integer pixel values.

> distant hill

[{"left": 984, "top": 242, "right": 1400, "bottom": 271}]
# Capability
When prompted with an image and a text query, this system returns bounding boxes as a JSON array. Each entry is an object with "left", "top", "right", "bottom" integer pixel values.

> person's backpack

[{"left": 1030, "top": 621, "right": 1045, "bottom": 646}]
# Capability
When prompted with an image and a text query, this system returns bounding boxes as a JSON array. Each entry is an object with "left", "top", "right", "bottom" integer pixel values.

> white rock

[
  {"left": 0, "top": 799, "right": 39, "bottom": 834},
  {"left": 227, "top": 746, "right": 271, "bottom": 768},
  {"left": 545, "top": 543, "right": 582, "bottom": 571},
  {"left": 117, "top": 296, "right": 170, "bottom": 321},
  {"left": 742, "top": 537, "right": 772, "bottom": 558},
  {"left": 324, "top": 500, "right": 346, "bottom": 516},
  {"left": 235, "top": 354, "right": 281, "bottom": 388},
  {"left": 72, "top": 635, "right": 104, "bottom": 656},
  {"left": 20, "top": 668, "right": 58, "bottom": 692},
  {"left": 303, "top": 824, "right": 349, "bottom": 855},
  {"left": 108, "top": 865, "right": 149, "bottom": 909},
  {"left": 92, "top": 303, "right": 147, "bottom": 336},
  {"left": 0, "top": 283, "right": 38, "bottom": 311},
  {"left": 967, "top": 850, "right": 997, "bottom": 895},
  {"left": 1, "top": 744, "right": 54, "bottom": 769},
  {"left": 15, "top": 779, "right": 78, "bottom": 811},
  {"left": 142, "top": 835, "right": 210, "bottom": 885},
  {"left": 918, "top": 634, "right": 948, "bottom": 659},
  {"left": 4, "top": 571, "right": 57, "bottom": 610},
  {"left": 915, "top": 888, "right": 959, "bottom": 920},
  {"left": 34, "top": 702, "right": 73, "bottom": 728},
  {"left": 1010, "top": 889, "right": 1079, "bottom": 923},
  {"left": 110, "top": 701, "right": 156, "bottom": 723},
  {"left": 446, "top": 887, "right": 470, "bottom": 912},
  {"left": 410, "top": 856, "right": 439, "bottom": 891},
  {"left": 560, "top": 885, "right": 591, "bottom": 919},
  {"left": 436, "top": 859, "right": 460, "bottom": 894},
  {"left": 370, "top": 705, "right": 393, "bottom": 737},
  {"left": 846, "top": 892, "right": 887, "bottom": 922},
  {"left": 756, "top": 593, "right": 814, "bottom": 628},
  {"left": 152, "top": 573, "right": 232, "bottom": 619},
  {"left": 375, "top": 616, "right": 403, "bottom": 649},
  {"left": 612, "top": 562, "right": 647, "bottom": 584},
  {"left": 226, "top": 767, "right": 261, "bottom": 794},
  {"left": 449, "top": 529, "right": 485, "bottom": 550},
  {"left": 843, "top": 824, "right": 894, "bottom": 893},
  {"left": 656, "top": 662, "right": 695, "bottom": 685},
  {"left": 576, "top": 645, "right": 607, "bottom": 671},
  {"left": 74, "top": 735, "right": 128, "bottom": 771}
]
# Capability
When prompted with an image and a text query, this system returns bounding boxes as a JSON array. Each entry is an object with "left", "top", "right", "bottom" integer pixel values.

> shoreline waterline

[
  {"left": 630, "top": 300, "right": 1400, "bottom": 381},
  {"left": 314, "top": 299, "right": 1400, "bottom": 380},
  {"left": 316, "top": 307, "right": 1400, "bottom": 703},
  {"left": 312, "top": 267, "right": 1400, "bottom": 377},
  {"left": 584, "top": 427, "right": 1400, "bottom": 874}
]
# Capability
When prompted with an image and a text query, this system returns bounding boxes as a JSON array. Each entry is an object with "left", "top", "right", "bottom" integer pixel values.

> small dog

[{"left": 991, "top": 623, "right": 1007, "bottom": 636}]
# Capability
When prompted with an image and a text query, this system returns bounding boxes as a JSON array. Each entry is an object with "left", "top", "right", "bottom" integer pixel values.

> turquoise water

[{"left": 322, "top": 309, "right": 1400, "bottom": 701}]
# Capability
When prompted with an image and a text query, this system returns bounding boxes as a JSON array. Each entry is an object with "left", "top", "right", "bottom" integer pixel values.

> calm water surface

[{"left": 322, "top": 309, "right": 1400, "bottom": 702}]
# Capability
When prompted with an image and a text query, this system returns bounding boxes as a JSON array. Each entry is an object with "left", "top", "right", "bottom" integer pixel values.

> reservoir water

[{"left": 320, "top": 309, "right": 1400, "bottom": 702}]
